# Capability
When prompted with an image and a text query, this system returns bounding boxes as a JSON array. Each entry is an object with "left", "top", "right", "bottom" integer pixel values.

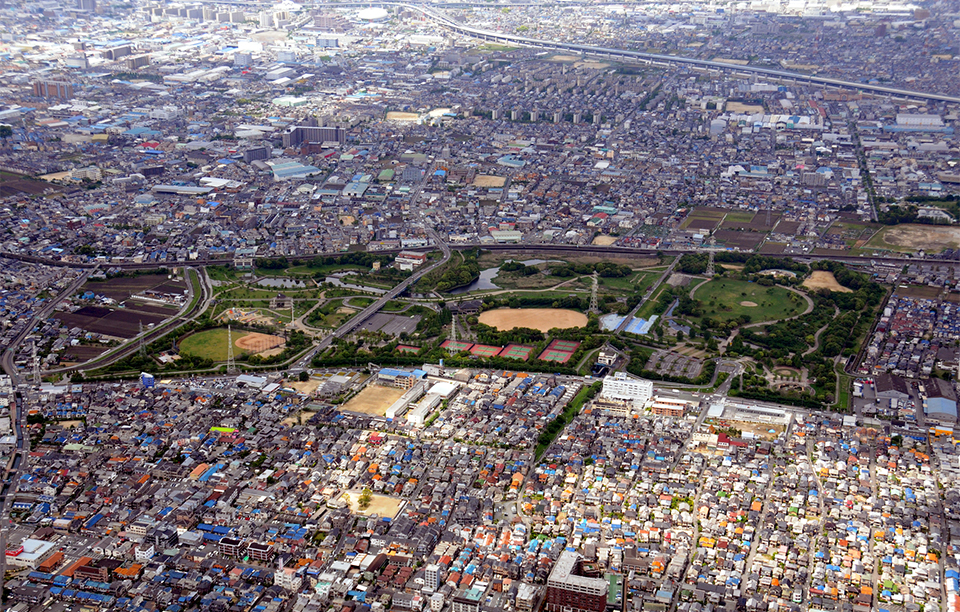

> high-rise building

[
  {"left": 424, "top": 563, "right": 440, "bottom": 590},
  {"left": 601, "top": 372, "right": 652, "bottom": 407},
  {"left": 281, "top": 125, "right": 346, "bottom": 147},
  {"left": 32, "top": 81, "right": 74, "bottom": 99},
  {"left": 76, "top": 0, "right": 96, "bottom": 11},
  {"left": 243, "top": 147, "right": 270, "bottom": 163},
  {"left": 545, "top": 551, "right": 608, "bottom": 612}
]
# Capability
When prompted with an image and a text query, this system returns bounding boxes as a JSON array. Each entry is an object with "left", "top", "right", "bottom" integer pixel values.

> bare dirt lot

[
  {"left": 235, "top": 332, "right": 285, "bottom": 354},
  {"left": 287, "top": 379, "right": 322, "bottom": 395},
  {"left": 869, "top": 224, "right": 960, "bottom": 253},
  {"left": 341, "top": 490, "right": 405, "bottom": 518},
  {"left": 342, "top": 384, "right": 406, "bottom": 416},
  {"left": 592, "top": 235, "right": 619, "bottom": 246},
  {"left": 802, "top": 271, "right": 853, "bottom": 293},
  {"left": 479, "top": 308, "right": 587, "bottom": 332},
  {"left": 386, "top": 111, "right": 420, "bottom": 122},
  {"left": 740, "top": 301, "right": 758, "bottom": 307},
  {"left": 473, "top": 175, "right": 507, "bottom": 188}
]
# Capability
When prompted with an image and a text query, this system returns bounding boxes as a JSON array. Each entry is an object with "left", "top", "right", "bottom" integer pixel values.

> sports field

[
  {"left": 396, "top": 344, "right": 421, "bottom": 354},
  {"left": 180, "top": 328, "right": 249, "bottom": 361},
  {"left": 470, "top": 344, "right": 502, "bottom": 357},
  {"left": 691, "top": 279, "right": 807, "bottom": 323},
  {"left": 478, "top": 308, "right": 587, "bottom": 332},
  {"left": 441, "top": 340, "right": 474, "bottom": 352},
  {"left": 538, "top": 339, "right": 581, "bottom": 363},
  {"left": 499, "top": 344, "right": 534, "bottom": 360},
  {"left": 341, "top": 385, "right": 406, "bottom": 416}
]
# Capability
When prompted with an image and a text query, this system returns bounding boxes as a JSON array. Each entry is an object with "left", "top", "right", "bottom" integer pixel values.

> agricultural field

[
  {"left": 825, "top": 221, "right": 880, "bottom": 247},
  {"left": 56, "top": 306, "right": 169, "bottom": 339},
  {"left": 689, "top": 279, "right": 808, "bottom": 323},
  {"left": 83, "top": 272, "right": 187, "bottom": 303},
  {"left": 0, "top": 170, "right": 54, "bottom": 197},
  {"left": 679, "top": 207, "right": 726, "bottom": 231}
]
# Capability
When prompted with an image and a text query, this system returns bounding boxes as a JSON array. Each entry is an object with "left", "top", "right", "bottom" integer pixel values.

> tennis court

[
  {"left": 546, "top": 339, "right": 581, "bottom": 352},
  {"left": 499, "top": 344, "right": 534, "bottom": 360},
  {"left": 441, "top": 340, "right": 474, "bottom": 352},
  {"left": 538, "top": 339, "right": 580, "bottom": 363},
  {"left": 396, "top": 345, "right": 421, "bottom": 354},
  {"left": 470, "top": 344, "right": 502, "bottom": 357},
  {"left": 538, "top": 349, "right": 575, "bottom": 363}
]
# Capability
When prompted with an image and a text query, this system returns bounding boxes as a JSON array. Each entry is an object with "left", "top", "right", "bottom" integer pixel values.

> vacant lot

[
  {"left": 691, "top": 279, "right": 807, "bottom": 323},
  {"left": 713, "top": 229, "right": 766, "bottom": 251},
  {"left": 473, "top": 175, "right": 506, "bottom": 188},
  {"left": 867, "top": 224, "right": 960, "bottom": 253},
  {"left": 479, "top": 308, "right": 587, "bottom": 332},
  {"left": 341, "top": 490, "right": 405, "bottom": 518},
  {"left": 341, "top": 384, "right": 405, "bottom": 416},
  {"left": 592, "top": 235, "right": 619, "bottom": 246},
  {"left": 803, "top": 271, "right": 853, "bottom": 293}
]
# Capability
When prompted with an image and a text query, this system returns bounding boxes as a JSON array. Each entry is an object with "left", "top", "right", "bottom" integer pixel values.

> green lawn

[
  {"left": 179, "top": 328, "right": 251, "bottom": 361},
  {"left": 598, "top": 271, "right": 658, "bottom": 293},
  {"left": 691, "top": 279, "right": 806, "bottom": 323}
]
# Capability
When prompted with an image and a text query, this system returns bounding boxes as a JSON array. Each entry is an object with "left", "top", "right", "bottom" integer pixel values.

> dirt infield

[
  {"left": 473, "top": 175, "right": 507, "bottom": 188},
  {"left": 342, "top": 385, "right": 406, "bottom": 416},
  {"left": 802, "top": 271, "right": 853, "bottom": 293},
  {"left": 478, "top": 308, "right": 587, "bottom": 332},
  {"left": 236, "top": 332, "right": 286, "bottom": 353}
]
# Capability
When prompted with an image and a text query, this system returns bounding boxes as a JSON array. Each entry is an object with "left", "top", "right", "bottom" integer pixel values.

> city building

[
  {"left": 32, "top": 81, "right": 73, "bottom": 99},
  {"left": 601, "top": 372, "right": 653, "bottom": 407},
  {"left": 545, "top": 551, "right": 608, "bottom": 612},
  {"left": 451, "top": 586, "right": 484, "bottom": 612}
]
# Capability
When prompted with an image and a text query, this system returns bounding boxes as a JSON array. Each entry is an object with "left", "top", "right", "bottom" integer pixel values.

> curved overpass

[{"left": 330, "top": 2, "right": 960, "bottom": 104}]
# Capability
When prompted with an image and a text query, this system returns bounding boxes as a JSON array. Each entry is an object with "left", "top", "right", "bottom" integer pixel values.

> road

[
  {"left": 0, "top": 267, "right": 93, "bottom": 592},
  {"left": 42, "top": 266, "right": 213, "bottom": 377},
  {"left": 291, "top": 229, "right": 453, "bottom": 371},
  {"left": 615, "top": 256, "right": 679, "bottom": 335}
]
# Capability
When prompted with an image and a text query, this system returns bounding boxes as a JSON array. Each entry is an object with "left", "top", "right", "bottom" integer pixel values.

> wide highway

[{"left": 306, "top": 1, "right": 960, "bottom": 104}]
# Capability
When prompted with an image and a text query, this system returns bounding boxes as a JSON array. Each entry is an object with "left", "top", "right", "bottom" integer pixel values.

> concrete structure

[
  {"left": 601, "top": 372, "right": 653, "bottom": 408},
  {"left": 545, "top": 551, "right": 608, "bottom": 612}
]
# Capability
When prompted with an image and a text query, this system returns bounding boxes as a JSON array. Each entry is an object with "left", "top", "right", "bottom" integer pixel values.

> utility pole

[{"left": 226, "top": 325, "right": 236, "bottom": 374}]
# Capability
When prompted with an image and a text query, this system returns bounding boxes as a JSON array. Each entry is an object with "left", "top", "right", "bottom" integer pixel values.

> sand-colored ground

[
  {"left": 236, "top": 332, "right": 285, "bottom": 353},
  {"left": 803, "top": 271, "right": 853, "bottom": 293},
  {"left": 550, "top": 54, "right": 581, "bottom": 62},
  {"left": 288, "top": 379, "right": 322, "bottom": 395},
  {"left": 575, "top": 60, "right": 610, "bottom": 69},
  {"left": 592, "top": 235, "right": 619, "bottom": 246},
  {"left": 336, "top": 306, "right": 356, "bottom": 315},
  {"left": 740, "top": 301, "right": 758, "bottom": 307},
  {"left": 342, "top": 384, "right": 405, "bottom": 416},
  {"left": 341, "top": 490, "right": 405, "bottom": 518},
  {"left": 726, "top": 102, "right": 764, "bottom": 113},
  {"left": 386, "top": 111, "right": 420, "bottom": 122},
  {"left": 57, "top": 420, "right": 84, "bottom": 429},
  {"left": 473, "top": 175, "right": 506, "bottom": 188},
  {"left": 872, "top": 224, "right": 960, "bottom": 252},
  {"left": 478, "top": 308, "right": 587, "bottom": 332}
]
